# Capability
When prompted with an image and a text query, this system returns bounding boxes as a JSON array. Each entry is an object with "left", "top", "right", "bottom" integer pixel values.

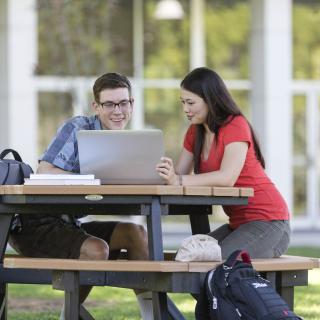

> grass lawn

[{"left": 6, "top": 247, "right": 320, "bottom": 320}]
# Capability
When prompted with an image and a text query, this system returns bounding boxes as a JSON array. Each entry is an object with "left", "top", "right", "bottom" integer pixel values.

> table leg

[
  {"left": 147, "top": 197, "right": 164, "bottom": 260},
  {"left": 53, "top": 271, "right": 80, "bottom": 320},
  {"left": 189, "top": 214, "right": 210, "bottom": 235},
  {"left": 0, "top": 215, "right": 13, "bottom": 262},
  {"left": 64, "top": 271, "right": 80, "bottom": 320},
  {"left": 0, "top": 283, "right": 7, "bottom": 320},
  {"left": 152, "top": 292, "right": 169, "bottom": 320},
  {"left": 0, "top": 214, "right": 13, "bottom": 320},
  {"left": 275, "top": 270, "right": 308, "bottom": 311},
  {"left": 80, "top": 305, "right": 95, "bottom": 320},
  {"left": 167, "top": 298, "right": 186, "bottom": 320},
  {"left": 147, "top": 198, "right": 186, "bottom": 319}
]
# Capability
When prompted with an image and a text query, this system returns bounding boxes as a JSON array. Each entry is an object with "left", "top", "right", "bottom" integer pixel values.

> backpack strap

[
  {"left": 0, "top": 149, "right": 22, "bottom": 162},
  {"left": 224, "top": 250, "right": 251, "bottom": 268}
]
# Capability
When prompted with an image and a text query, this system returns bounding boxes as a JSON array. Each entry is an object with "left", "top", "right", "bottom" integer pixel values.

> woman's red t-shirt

[{"left": 183, "top": 115, "right": 290, "bottom": 229}]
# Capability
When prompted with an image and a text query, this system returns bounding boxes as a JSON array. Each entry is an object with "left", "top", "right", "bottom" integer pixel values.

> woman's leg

[
  {"left": 210, "top": 220, "right": 290, "bottom": 259},
  {"left": 208, "top": 223, "right": 233, "bottom": 242}
]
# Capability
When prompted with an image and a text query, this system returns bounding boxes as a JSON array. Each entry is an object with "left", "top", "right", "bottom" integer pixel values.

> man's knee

[
  {"left": 121, "top": 223, "right": 148, "bottom": 247},
  {"left": 80, "top": 237, "right": 109, "bottom": 260},
  {"left": 128, "top": 223, "right": 147, "bottom": 243}
]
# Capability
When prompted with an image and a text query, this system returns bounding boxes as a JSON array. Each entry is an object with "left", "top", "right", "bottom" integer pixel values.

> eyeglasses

[{"left": 99, "top": 99, "right": 132, "bottom": 112}]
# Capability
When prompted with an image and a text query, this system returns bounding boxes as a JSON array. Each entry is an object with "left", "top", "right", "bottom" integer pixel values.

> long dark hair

[{"left": 180, "top": 67, "right": 265, "bottom": 173}]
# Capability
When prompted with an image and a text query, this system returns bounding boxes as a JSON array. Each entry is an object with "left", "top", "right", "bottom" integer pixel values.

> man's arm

[{"left": 37, "top": 161, "right": 72, "bottom": 174}]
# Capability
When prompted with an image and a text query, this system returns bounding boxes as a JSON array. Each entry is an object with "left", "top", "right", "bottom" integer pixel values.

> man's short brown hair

[{"left": 93, "top": 73, "right": 132, "bottom": 102}]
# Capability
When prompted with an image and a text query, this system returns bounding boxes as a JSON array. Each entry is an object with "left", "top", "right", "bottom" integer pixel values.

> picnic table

[{"left": 1, "top": 185, "right": 316, "bottom": 320}]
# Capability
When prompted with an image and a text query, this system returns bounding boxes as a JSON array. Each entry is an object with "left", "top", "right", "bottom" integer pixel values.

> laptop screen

[{"left": 77, "top": 129, "right": 165, "bottom": 185}]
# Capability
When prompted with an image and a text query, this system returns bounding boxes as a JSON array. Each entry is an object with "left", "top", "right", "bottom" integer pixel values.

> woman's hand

[{"left": 156, "top": 157, "right": 179, "bottom": 185}]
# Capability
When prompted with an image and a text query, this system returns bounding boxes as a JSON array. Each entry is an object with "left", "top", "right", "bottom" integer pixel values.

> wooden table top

[{"left": 0, "top": 185, "right": 254, "bottom": 197}]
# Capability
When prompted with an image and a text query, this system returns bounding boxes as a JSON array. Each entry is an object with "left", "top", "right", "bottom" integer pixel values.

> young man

[{"left": 9, "top": 73, "right": 153, "bottom": 319}]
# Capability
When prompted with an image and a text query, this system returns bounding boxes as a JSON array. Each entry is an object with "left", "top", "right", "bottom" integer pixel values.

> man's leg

[
  {"left": 59, "top": 235, "right": 110, "bottom": 320},
  {"left": 108, "top": 222, "right": 153, "bottom": 320},
  {"left": 77, "top": 236, "right": 110, "bottom": 303},
  {"left": 108, "top": 222, "right": 148, "bottom": 259},
  {"left": 81, "top": 221, "right": 152, "bottom": 318}
]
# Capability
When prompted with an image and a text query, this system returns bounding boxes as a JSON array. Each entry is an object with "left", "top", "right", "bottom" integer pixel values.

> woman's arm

[
  {"left": 175, "top": 148, "right": 194, "bottom": 175},
  {"left": 157, "top": 141, "right": 248, "bottom": 186}
]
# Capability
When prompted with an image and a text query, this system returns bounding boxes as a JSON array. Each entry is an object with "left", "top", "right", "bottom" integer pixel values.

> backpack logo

[{"left": 251, "top": 282, "right": 268, "bottom": 289}]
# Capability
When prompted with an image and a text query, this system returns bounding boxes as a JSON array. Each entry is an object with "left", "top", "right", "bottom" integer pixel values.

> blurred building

[{"left": 0, "top": 0, "right": 319, "bottom": 232}]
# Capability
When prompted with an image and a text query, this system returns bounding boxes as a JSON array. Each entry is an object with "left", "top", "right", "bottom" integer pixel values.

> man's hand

[{"left": 156, "top": 157, "right": 179, "bottom": 185}]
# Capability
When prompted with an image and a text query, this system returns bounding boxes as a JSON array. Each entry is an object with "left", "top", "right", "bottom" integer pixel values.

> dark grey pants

[{"left": 208, "top": 220, "right": 290, "bottom": 259}]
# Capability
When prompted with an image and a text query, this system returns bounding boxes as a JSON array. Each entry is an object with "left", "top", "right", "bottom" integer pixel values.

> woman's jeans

[{"left": 208, "top": 220, "right": 290, "bottom": 259}]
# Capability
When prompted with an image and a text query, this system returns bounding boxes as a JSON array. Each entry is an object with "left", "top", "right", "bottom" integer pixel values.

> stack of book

[{"left": 24, "top": 174, "right": 101, "bottom": 185}]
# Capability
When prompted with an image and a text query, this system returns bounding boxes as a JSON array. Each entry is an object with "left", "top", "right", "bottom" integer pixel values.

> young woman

[{"left": 156, "top": 67, "right": 290, "bottom": 259}]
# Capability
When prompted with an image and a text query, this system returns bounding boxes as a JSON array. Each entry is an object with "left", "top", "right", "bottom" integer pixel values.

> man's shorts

[{"left": 9, "top": 218, "right": 119, "bottom": 259}]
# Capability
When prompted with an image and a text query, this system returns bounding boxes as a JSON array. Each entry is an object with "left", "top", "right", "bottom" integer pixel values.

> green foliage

[
  {"left": 292, "top": 95, "right": 307, "bottom": 215},
  {"left": 37, "top": 0, "right": 133, "bottom": 76},
  {"left": 206, "top": 1, "right": 250, "bottom": 78},
  {"left": 36, "top": 1, "right": 320, "bottom": 79},
  {"left": 295, "top": 278, "right": 320, "bottom": 320},
  {"left": 293, "top": 2, "right": 320, "bottom": 79},
  {"left": 144, "top": 0, "right": 190, "bottom": 78},
  {"left": 145, "top": 88, "right": 187, "bottom": 160},
  {"left": 38, "top": 92, "right": 73, "bottom": 154},
  {"left": 287, "top": 246, "right": 320, "bottom": 258},
  {"left": 9, "top": 312, "right": 58, "bottom": 320}
]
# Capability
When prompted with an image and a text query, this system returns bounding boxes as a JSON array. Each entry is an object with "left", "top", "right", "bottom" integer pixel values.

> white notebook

[
  {"left": 24, "top": 178, "right": 101, "bottom": 186},
  {"left": 29, "top": 174, "right": 95, "bottom": 180}
]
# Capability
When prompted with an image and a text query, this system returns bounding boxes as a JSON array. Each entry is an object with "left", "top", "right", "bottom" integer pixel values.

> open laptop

[{"left": 77, "top": 129, "right": 165, "bottom": 184}]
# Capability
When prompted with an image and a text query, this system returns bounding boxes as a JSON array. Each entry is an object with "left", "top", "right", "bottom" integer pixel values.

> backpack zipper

[{"left": 207, "top": 270, "right": 218, "bottom": 310}]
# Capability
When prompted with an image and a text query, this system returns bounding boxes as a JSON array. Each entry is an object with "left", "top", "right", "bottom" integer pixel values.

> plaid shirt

[{"left": 40, "top": 115, "right": 102, "bottom": 172}]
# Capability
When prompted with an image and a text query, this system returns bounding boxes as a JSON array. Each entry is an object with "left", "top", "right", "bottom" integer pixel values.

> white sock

[
  {"left": 59, "top": 303, "right": 65, "bottom": 320},
  {"left": 137, "top": 291, "right": 153, "bottom": 320}
]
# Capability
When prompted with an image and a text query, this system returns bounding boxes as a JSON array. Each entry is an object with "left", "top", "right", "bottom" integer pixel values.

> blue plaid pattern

[{"left": 40, "top": 115, "right": 102, "bottom": 172}]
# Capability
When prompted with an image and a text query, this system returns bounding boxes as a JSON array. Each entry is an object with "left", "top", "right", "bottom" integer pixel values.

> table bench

[{"left": 1, "top": 254, "right": 319, "bottom": 320}]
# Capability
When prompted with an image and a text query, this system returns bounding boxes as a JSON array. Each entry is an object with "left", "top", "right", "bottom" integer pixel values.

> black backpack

[
  {"left": 0, "top": 149, "right": 33, "bottom": 185},
  {"left": 195, "top": 250, "right": 303, "bottom": 320}
]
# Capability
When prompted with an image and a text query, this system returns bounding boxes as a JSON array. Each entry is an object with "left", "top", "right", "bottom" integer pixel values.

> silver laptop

[{"left": 77, "top": 129, "right": 164, "bottom": 184}]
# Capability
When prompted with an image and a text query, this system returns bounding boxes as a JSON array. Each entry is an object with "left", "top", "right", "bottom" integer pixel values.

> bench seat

[
  {"left": 4, "top": 257, "right": 189, "bottom": 272},
  {"left": 4, "top": 254, "right": 319, "bottom": 273},
  {"left": 1, "top": 254, "right": 319, "bottom": 320}
]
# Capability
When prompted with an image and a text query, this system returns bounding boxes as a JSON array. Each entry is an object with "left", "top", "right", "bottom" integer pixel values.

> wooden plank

[
  {"left": 239, "top": 187, "right": 254, "bottom": 197},
  {"left": 212, "top": 187, "right": 240, "bottom": 197},
  {"left": 1, "top": 185, "right": 254, "bottom": 198},
  {"left": 4, "top": 255, "right": 318, "bottom": 273},
  {"left": 187, "top": 261, "right": 221, "bottom": 272},
  {"left": 3, "top": 257, "right": 188, "bottom": 272},
  {"left": 1, "top": 185, "right": 24, "bottom": 194},
  {"left": 281, "top": 255, "right": 320, "bottom": 269},
  {"left": 252, "top": 256, "right": 319, "bottom": 271},
  {"left": 183, "top": 186, "right": 212, "bottom": 196},
  {"left": 188, "top": 256, "right": 319, "bottom": 272},
  {"left": 2, "top": 185, "right": 183, "bottom": 196}
]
